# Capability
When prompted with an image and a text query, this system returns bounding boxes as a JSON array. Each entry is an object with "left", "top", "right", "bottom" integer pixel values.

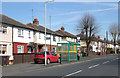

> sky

[{"left": 1, "top": 2, "right": 118, "bottom": 40}]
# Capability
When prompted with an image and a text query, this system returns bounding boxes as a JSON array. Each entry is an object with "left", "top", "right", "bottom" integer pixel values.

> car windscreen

[{"left": 37, "top": 52, "right": 50, "bottom": 55}]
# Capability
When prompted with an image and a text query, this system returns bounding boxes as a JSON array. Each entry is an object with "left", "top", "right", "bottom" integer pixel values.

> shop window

[
  {"left": 17, "top": 45, "right": 24, "bottom": 53},
  {"left": 0, "top": 44, "right": 7, "bottom": 54}
]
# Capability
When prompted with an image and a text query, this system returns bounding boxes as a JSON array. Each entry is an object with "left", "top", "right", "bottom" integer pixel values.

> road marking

[
  {"left": 102, "top": 61, "right": 110, "bottom": 64},
  {"left": 64, "top": 70, "right": 82, "bottom": 77},
  {"left": 116, "top": 58, "right": 119, "bottom": 60},
  {"left": 88, "top": 64, "right": 100, "bottom": 69}
]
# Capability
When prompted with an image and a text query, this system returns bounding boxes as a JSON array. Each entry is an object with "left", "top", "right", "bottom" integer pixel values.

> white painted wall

[
  {"left": 13, "top": 27, "right": 34, "bottom": 43},
  {"left": 92, "top": 41, "right": 98, "bottom": 52},
  {"left": 34, "top": 32, "right": 62, "bottom": 46}
]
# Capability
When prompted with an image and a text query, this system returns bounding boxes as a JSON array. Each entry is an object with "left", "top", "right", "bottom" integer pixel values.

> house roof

[
  {"left": 0, "top": 14, "right": 34, "bottom": 30},
  {"left": 26, "top": 23, "right": 63, "bottom": 36},
  {"left": 76, "top": 33, "right": 107, "bottom": 43},
  {"left": 55, "top": 30, "right": 77, "bottom": 38}
]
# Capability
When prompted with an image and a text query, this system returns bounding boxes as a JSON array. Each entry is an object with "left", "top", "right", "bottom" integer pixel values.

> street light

[{"left": 45, "top": 0, "right": 54, "bottom": 66}]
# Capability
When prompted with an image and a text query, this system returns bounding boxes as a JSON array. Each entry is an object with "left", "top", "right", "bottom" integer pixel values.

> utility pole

[{"left": 49, "top": 16, "right": 52, "bottom": 51}]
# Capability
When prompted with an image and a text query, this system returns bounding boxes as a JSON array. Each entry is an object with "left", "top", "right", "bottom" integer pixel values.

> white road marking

[
  {"left": 116, "top": 58, "right": 119, "bottom": 59},
  {"left": 102, "top": 61, "right": 110, "bottom": 64},
  {"left": 88, "top": 64, "right": 100, "bottom": 69},
  {"left": 64, "top": 70, "right": 82, "bottom": 77}
]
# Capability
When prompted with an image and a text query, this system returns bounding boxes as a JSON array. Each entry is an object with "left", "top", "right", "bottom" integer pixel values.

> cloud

[{"left": 53, "top": 7, "right": 117, "bottom": 16}]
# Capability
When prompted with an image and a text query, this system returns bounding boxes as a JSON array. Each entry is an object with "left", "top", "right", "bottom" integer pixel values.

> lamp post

[{"left": 45, "top": 0, "right": 54, "bottom": 66}]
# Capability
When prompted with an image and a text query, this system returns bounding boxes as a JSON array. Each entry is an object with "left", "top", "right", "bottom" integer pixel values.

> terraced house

[
  {"left": 26, "top": 18, "right": 63, "bottom": 53},
  {"left": 55, "top": 26, "right": 77, "bottom": 42}
]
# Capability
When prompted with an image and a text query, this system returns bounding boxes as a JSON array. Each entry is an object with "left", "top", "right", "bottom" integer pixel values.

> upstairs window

[
  {"left": 39, "top": 32, "right": 41, "bottom": 39},
  {"left": 18, "top": 29, "right": 24, "bottom": 37},
  {"left": 28, "top": 31, "right": 31, "bottom": 38},
  {"left": 53, "top": 35, "right": 56, "bottom": 41},
  {"left": 0, "top": 26, "right": 7, "bottom": 34}
]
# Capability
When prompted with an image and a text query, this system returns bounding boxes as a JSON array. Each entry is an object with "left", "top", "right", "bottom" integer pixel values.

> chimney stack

[
  {"left": 98, "top": 36, "right": 100, "bottom": 39},
  {"left": 92, "top": 34, "right": 95, "bottom": 37},
  {"left": 104, "top": 38, "right": 106, "bottom": 41},
  {"left": 61, "top": 26, "right": 65, "bottom": 31},
  {"left": 33, "top": 18, "right": 39, "bottom": 25},
  {"left": 81, "top": 30, "right": 84, "bottom": 34}
]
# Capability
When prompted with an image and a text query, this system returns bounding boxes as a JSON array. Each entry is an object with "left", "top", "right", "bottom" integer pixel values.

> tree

[
  {"left": 77, "top": 13, "right": 98, "bottom": 56},
  {"left": 109, "top": 23, "right": 118, "bottom": 54}
]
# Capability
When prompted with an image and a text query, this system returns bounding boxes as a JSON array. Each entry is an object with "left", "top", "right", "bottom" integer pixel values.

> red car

[{"left": 34, "top": 51, "right": 60, "bottom": 64}]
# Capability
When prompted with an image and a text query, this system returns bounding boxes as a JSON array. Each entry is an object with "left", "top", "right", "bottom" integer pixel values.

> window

[
  {"left": 58, "top": 37, "right": 60, "bottom": 42},
  {"left": 53, "top": 47, "right": 56, "bottom": 52},
  {"left": 0, "top": 44, "right": 7, "bottom": 54},
  {"left": 18, "top": 29, "right": 24, "bottom": 37},
  {"left": 44, "top": 47, "right": 48, "bottom": 51},
  {"left": 17, "top": 45, "right": 24, "bottom": 53},
  {"left": 53, "top": 35, "right": 56, "bottom": 41},
  {"left": 0, "top": 26, "right": 7, "bottom": 34},
  {"left": 51, "top": 52, "right": 57, "bottom": 56},
  {"left": 39, "top": 32, "right": 41, "bottom": 39},
  {"left": 27, "top": 47, "right": 31, "bottom": 53},
  {"left": 28, "top": 31, "right": 31, "bottom": 38}
]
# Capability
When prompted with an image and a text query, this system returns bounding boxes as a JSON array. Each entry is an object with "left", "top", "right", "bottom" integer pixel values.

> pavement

[{"left": 2, "top": 54, "right": 120, "bottom": 78}]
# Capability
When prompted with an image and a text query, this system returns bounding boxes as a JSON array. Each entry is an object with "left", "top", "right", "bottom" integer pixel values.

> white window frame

[
  {"left": 28, "top": 31, "right": 31, "bottom": 38},
  {"left": 53, "top": 35, "right": 56, "bottom": 41},
  {"left": 17, "top": 45, "right": 24, "bottom": 53},
  {"left": 0, "top": 44, "right": 7, "bottom": 55},
  {"left": 39, "top": 32, "right": 41, "bottom": 39},
  {"left": 0, "top": 26, "right": 7, "bottom": 34},
  {"left": 18, "top": 29, "right": 24, "bottom": 37}
]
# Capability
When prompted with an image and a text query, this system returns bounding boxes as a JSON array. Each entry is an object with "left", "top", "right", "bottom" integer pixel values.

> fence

[
  {"left": 0, "top": 56, "right": 9, "bottom": 66},
  {"left": 13, "top": 53, "right": 35, "bottom": 64}
]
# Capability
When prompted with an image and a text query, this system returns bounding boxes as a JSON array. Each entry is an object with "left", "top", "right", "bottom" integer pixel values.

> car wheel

[
  {"left": 47, "top": 59, "right": 50, "bottom": 64},
  {"left": 35, "top": 61, "right": 38, "bottom": 64},
  {"left": 57, "top": 58, "right": 60, "bottom": 63}
]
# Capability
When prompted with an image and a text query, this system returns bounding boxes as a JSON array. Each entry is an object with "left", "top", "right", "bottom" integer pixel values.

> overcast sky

[{"left": 1, "top": 2, "right": 118, "bottom": 40}]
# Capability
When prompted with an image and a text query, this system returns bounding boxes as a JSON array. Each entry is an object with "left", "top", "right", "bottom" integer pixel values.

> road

[{"left": 2, "top": 54, "right": 120, "bottom": 78}]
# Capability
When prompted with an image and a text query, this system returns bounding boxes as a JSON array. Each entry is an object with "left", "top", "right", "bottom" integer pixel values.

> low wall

[{"left": 13, "top": 53, "right": 35, "bottom": 64}]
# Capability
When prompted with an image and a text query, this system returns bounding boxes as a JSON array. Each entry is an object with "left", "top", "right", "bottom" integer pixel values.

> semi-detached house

[
  {"left": 55, "top": 26, "right": 77, "bottom": 42},
  {"left": 26, "top": 18, "right": 63, "bottom": 53},
  {"left": 0, "top": 14, "right": 34, "bottom": 64}
]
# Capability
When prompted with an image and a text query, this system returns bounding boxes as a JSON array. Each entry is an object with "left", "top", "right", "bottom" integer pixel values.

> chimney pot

[
  {"left": 98, "top": 36, "right": 100, "bottom": 39},
  {"left": 61, "top": 26, "right": 65, "bottom": 31},
  {"left": 81, "top": 30, "right": 84, "bottom": 34},
  {"left": 33, "top": 18, "right": 39, "bottom": 25}
]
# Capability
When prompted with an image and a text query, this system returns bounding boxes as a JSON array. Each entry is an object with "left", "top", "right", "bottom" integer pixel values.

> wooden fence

[{"left": 13, "top": 53, "right": 35, "bottom": 64}]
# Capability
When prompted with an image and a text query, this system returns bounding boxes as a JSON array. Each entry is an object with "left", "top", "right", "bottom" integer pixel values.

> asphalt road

[{"left": 9, "top": 54, "right": 119, "bottom": 77}]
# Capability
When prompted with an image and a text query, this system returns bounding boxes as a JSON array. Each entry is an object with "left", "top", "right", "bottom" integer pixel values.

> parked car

[{"left": 34, "top": 51, "right": 60, "bottom": 64}]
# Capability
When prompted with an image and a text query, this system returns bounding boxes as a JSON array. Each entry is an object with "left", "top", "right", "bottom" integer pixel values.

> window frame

[
  {"left": 0, "top": 44, "right": 7, "bottom": 55},
  {"left": 18, "top": 29, "right": 24, "bottom": 37},
  {"left": 0, "top": 26, "right": 7, "bottom": 34},
  {"left": 17, "top": 45, "right": 24, "bottom": 53}
]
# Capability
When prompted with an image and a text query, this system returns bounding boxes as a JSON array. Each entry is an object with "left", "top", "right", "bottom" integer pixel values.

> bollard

[{"left": 60, "top": 54, "right": 61, "bottom": 64}]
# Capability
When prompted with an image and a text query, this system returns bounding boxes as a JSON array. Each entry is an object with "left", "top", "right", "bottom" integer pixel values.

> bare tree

[
  {"left": 77, "top": 13, "right": 98, "bottom": 56},
  {"left": 109, "top": 23, "right": 118, "bottom": 54}
]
